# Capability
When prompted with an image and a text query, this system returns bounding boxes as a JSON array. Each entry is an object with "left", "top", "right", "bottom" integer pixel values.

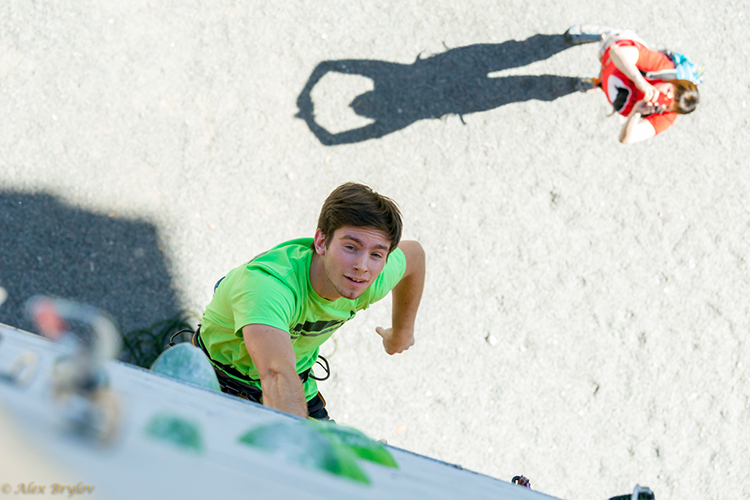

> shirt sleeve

[
  {"left": 635, "top": 43, "right": 674, "bottom": 72},
  {"left": 227, "top": 269, "right": 297, "bottom": 337},
  {"left": 608, "top": 40, "right": 674, "bottom": 73},
  {"left": 355, "top": 247, "right": 407, "bottom": 310},
  {"left": 645, "top": 111, "right": 678, "bottom": 135}
]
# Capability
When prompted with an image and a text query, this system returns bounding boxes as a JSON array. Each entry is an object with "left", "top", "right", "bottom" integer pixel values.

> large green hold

[
  {"left": 238, "top": 421, "right": 371, "bottom": 484},
  {"left": 145, "top": 414, "right": 203, "bottom": 453},
  {"left": 315, "top": 421, "right": 398, "bottom": 468},
  {"left": 150, "top": 343, "right": 221, "bottom": 392}
]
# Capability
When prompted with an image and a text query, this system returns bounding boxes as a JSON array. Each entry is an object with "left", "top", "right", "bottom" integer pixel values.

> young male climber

[{"left": 195, "top": 182, "right": 425, "bottom": 420}]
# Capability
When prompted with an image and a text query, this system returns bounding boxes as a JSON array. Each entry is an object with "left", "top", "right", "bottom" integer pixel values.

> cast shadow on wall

[
  {"left": 0, "top": 190, "right": 185, "bottom": 366},
  {"left": 296, "top": 34, "right": 578, "bottom": 145}
]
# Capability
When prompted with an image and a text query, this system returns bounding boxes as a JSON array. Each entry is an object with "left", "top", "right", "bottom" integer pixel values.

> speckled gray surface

[{"left": 1, "top": 2, "right": 749, "bottom": 499}]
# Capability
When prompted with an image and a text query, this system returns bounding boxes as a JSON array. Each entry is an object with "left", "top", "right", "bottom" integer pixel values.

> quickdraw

[{"left": 511, "top": 475, "right": 531, "bottom": 488}]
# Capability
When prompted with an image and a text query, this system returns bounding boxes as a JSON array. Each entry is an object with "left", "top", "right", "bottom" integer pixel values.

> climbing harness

[{"left": 166, "top": 326, "right": 331, "bottom": 417}]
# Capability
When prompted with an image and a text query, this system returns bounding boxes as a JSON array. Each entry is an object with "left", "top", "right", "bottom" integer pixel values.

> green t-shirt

[{"left": 201, "top": 238, "right": 407, "bottom": 400}]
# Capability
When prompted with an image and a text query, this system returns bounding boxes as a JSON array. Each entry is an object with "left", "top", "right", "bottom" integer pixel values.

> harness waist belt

[{"left": 192, "top": 326, "right": 312, "bottom": 385}]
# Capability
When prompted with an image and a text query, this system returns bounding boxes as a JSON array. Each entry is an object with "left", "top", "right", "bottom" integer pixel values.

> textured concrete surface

[{"left": 1, "top": 1, "right": 749, "bottom": 499}]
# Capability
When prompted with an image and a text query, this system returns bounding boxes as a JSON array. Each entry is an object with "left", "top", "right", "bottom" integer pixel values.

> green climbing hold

[
  {"left": 145, "top": 414, "right": 203, "bottom": 453},
  {"left": 150, "top": 343, "right": 221, "bottom": 392},
  {"left": 316, "top": 421, "right": 398, "bottom": 468},
  {"left": 238, "top": 421, "right": 370, "bottom": 484}
]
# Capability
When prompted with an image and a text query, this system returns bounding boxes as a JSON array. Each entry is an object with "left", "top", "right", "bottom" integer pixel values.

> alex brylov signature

[{"left": 1, "top": 483, "right": 93, "bottom": 496}]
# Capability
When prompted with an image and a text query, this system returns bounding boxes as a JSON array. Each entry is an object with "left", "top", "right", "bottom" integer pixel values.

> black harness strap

[
  {"left": 192, "top": 327, "right": 264, "bottom": 382},
  {"left": 191, "top": 325, "right": 331, "bottom": 396}
]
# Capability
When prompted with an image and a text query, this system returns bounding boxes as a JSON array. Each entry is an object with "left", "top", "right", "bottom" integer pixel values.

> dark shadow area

[
  {"left": 296, "top": 34, "right": 578, "bottom": 145},
  {"left": 0, "top": 190, "right": 185, "bottom": 366}
]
